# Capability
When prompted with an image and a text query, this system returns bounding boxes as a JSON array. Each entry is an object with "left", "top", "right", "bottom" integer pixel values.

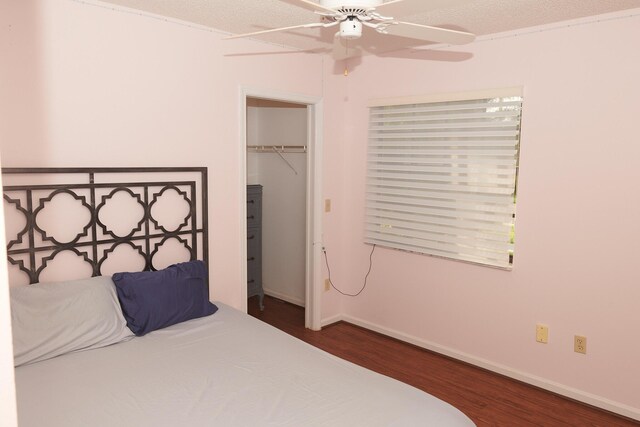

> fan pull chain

[{"left": 343, "top": 39, "right": 350, "bottom": 76}]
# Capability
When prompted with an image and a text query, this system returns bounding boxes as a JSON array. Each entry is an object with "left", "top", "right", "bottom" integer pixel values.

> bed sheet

[{"left": 15, "top": 303, "right": 474, "bottom": 427}]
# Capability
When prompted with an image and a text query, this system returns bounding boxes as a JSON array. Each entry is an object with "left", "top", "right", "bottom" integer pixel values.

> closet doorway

[{"left": 240, "top": 89, "right": 323, "bottom": 331}]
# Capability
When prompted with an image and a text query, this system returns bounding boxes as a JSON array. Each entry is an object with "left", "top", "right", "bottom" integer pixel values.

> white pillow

[{"left": 10, "top": 276, "right": 134, "bottom": 367}]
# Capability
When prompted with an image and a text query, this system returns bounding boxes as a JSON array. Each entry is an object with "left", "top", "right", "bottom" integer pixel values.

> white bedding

[{"left": 15, "top": 303, "right": 474, "bottom": 426}]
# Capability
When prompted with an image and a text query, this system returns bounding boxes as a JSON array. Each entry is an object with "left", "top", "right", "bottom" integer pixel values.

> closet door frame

[{"left": 239, "top": 87, "right": 323, "bottom": 331}]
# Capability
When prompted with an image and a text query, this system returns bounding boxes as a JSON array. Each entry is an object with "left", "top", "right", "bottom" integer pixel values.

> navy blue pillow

[{"left": 112, "top": 260, "right": 218, "bottom": 336}]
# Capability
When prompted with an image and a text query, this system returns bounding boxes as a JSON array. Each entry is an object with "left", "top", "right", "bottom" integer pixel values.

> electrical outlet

[
  {"left": 574, "top": 335, "right": 587, "bottom": 354},
  {"left": 324, "top": 279, "right": 331, "bottom": 292},
  {"left": 325, "top": 199, "right": 331, "bottom": 213},
  {"left": 536, "top": 324, "right": 549, "bottom": 344}
]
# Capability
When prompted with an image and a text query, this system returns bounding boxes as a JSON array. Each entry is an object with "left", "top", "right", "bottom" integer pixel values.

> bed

[{"left": 4, "top": 168, "right": 474, "bottom": 427}]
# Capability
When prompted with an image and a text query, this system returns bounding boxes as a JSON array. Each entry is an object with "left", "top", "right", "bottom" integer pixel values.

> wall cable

[{"left": 322, "top": 244, "right": 375, "bottom": 297}]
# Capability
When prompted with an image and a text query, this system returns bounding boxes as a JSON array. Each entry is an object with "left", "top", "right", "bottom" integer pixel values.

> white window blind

[{"left": 366, "top": 91, "right": 523, "bottom": 269}]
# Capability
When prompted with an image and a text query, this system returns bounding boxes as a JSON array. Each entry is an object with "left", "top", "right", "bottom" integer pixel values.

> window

[{"left": 365, "top": 88, "right": 523, "bottom": 269}]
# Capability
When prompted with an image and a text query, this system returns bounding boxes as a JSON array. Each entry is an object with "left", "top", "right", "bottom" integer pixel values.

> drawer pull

[
  {"left": 248, "top": 279, "right": 255, "bottom": 284},
  {"left": 247, "top": 257, "right": 255, "bottom": 261},
  {"left": 247, "top": 215, "right": 255, "bottom": 220},
  {"left": 248, "top": 235, "right": 255, "bottom": 240},
  {"left": 247, "top": 200, "right": 255, "bottom": 204}
]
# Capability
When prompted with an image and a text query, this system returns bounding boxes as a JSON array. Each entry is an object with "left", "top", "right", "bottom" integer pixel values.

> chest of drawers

[{"left": 247, "top": 185, "right": 264, "bottom": 310}]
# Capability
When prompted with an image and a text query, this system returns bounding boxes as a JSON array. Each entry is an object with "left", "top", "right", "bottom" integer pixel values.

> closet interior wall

[{"left": 247, "top": 99, "right": 307, "bottom": 307}]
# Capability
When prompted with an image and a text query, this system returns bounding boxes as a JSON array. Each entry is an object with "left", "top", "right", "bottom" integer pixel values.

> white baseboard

[
  {"left": 323, "top": 313, "right": 639, "bottom": 421},
  {"left": 263, "top": 288, "right": 305, "bottom": 307},
  {"left": 320, "top": 314, "right": 343, "bottom": 328}
]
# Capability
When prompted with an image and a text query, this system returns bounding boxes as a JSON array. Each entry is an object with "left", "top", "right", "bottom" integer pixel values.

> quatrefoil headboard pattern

[{"left": 2, "top": 167, "right": 208, "bottom": 288}]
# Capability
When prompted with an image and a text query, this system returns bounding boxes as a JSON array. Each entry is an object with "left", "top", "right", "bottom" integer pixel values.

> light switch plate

[{"left": 536, "top": 324, "right": 549, "bottom": 344}]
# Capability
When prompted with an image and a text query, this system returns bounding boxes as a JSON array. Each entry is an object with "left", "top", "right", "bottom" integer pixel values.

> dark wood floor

[{"left": 248, "top": 295, "right": 638, "bottom": 427}]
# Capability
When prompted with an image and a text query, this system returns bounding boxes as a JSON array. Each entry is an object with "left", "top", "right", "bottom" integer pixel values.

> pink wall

[
  {"left": 0, "top": 0, "right": 342, "bottom": 316},
  {"left": 0, "top": 163, "right": 17, "bottom": 426},
  {"left": 2, "top": 0, "right": 639, "bottom": 418},
  {"left": 332, "top": 10, "right": 640, "bottom": 415}
]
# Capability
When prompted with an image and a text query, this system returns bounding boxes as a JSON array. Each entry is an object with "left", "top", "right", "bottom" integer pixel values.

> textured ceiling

[{"left": 97, "top": 0, "right": 640, "bottom": 55}]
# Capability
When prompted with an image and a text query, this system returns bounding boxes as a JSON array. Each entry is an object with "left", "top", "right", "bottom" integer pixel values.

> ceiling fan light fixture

[
  {"left": 225, "top": 0, "right": 476, "bottom": 59},
  {"left": 340, "top": 17, "right": 362, "bottom": 39}
]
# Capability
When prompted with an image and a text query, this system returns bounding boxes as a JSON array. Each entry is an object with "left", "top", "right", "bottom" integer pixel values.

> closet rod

[{"left": 247, "top": 145, "right": 307, "bottom": 153}]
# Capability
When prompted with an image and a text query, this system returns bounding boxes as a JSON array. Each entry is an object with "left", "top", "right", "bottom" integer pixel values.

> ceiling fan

[{"left": 224, "top": 0, "right": 476, "bottom": 60}]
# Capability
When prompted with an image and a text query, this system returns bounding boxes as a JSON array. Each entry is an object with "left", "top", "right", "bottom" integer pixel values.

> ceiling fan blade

[
  {"left": 224, "top": 22, "right": 325, "bottom": 40},
  {"left": 383, "top": 22, "right": 475, "bottom": 45},
  {"left": 279, "top": 0, "right": 337, "bottom": 14},
  {"left": 375, "top": 0, "right": 476, "bottom": 18},
  {"left": 332, "top": 36, "right": 363, "bottom": 60}
]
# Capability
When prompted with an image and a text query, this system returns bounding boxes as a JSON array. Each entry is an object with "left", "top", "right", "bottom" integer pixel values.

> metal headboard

[{"left": 2, "top": 167, "right": 208, "bottom": 286}]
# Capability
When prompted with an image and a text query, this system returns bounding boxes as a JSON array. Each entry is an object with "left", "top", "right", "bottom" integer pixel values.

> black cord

[{"left": 322, "top": 244, "right": 376, "bottom": 297}]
